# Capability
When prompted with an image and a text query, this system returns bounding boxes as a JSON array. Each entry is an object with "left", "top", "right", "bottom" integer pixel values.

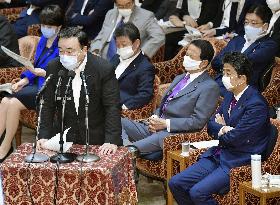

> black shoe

[{"left": 0, "top": 146, "right": 13, "bottom": 163}]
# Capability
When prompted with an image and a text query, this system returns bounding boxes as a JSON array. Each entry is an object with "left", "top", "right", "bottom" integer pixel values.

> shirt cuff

[
  {"left": 208, "top": 22, "right": 213, "bottom": 29},
  {"left": 5, "top": 0, "right": 11, "bottom": 3},
  {"left": 218, "top": 126, "right": 225, "bottom": 137},
  {"left": 166, "top": 119, "right": 170, "bottom": 132},
  {"left": 122, "top": 104, "right": 128, "bottom": 110}
]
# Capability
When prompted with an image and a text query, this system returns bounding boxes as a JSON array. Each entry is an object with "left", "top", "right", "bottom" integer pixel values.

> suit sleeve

[
  {"left": 169, "top": 82, "right": 220, "bottom": 132},
  {"left": 197, "top": 0, "right": 222, "bottom": 26},
  {"left": 101, "top": 64, "right": 122, "bottom": 146},
  {"left": 38, "top": 60, "right": 57, "bottom": 139},
  {"left": 141, "top": 13, "right": 165, "bottom": 58},
  {"left": 207, "top": 102, "right": 224, "bottom": 139},
  {"left": 218, "top": 100, "right": 268, "bottom": 148},
  {"left": 68, "top": 0, "right": 113, "bottom": 27},
  {"left": 125, "top": 64, "right": 155, "bottom": 109}
]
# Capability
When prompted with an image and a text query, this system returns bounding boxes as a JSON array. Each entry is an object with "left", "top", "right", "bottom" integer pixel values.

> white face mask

[
  {"left": 60, "top": 55, "right": 79, "bottom": 70},
  {"left": 222, "top": 76, "right": 234, "bottom": 90},
  {"left": 41, "top": 26, "right": 57, "bottom": 39},
  {"left": 244, "top": 25, "right": 263, "bottom": 41},
  {"left": 117, "top": 46, "right": 134, "bottom": 60},
  {"left": 118, "top": 9, "right": 132, "bottom": 17},
  {"left": 267, "top": 0, "right": 280, "bottom": 12},
  {"left": 183, "top": 55, "right": 202, "bottom": 71}
]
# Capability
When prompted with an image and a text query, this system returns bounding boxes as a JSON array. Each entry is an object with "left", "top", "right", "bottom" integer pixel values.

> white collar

[
  {"left": 187, "top": 70, "right": 205, "bottom": 82},
  {"left": 234, "top": 85, "right": 248, "bottom": 101}
]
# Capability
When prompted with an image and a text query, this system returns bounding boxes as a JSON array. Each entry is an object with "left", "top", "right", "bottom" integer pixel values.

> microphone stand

[
  {"left": 76, "top": 72, "right": 100, "bottom": 163},
  {"left": 25, "top": 94, "right": 49, "bottom": 163},
  {"left": 50, "top": 71, "right": 77, "bottom": 163}
]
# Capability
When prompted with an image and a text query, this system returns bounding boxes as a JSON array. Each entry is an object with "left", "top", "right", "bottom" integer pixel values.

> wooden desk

[
  {"left": 167, "top": 150, "right": 189, "bottom": 205},
  {"left": 239, "top": 181, "right": 280, "bottom": 205}
]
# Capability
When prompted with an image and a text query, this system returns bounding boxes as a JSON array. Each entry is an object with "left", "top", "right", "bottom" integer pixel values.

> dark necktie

[
  {"left": 230, "top": 97, "right": 237, "bottom": 113},
  {"left": 107, "top": 18, "right": 124, "bottom": 60},
  {"left": 160, "top": 74, "right": 190, "bottom": 118}
]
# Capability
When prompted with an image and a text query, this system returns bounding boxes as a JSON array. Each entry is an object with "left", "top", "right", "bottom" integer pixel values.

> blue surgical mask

[
  {"left": 244, "top": 25, "right": 263, "bottom": 41},
  {"left": 60, "top": 55, "right": 79, "bottom": 71},
  {"left": 41, "top": 26, "right": 57, "bottom": 39}
]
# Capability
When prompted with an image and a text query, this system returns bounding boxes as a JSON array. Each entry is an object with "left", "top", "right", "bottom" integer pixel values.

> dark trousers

[{"left": 168, "top": 157, "right": 230, "bottom": 205}]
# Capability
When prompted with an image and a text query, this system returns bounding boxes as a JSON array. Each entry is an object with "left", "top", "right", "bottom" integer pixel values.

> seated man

[
  {"left": 0, "top": 14, "right": 20, "bottom": 68},
  {"left": 111, "top": 22, "right": 155, "bottom": 109},
  {"left": 65, "top": 0, "right": 113, "bottom": 40},
  {"left": 122, "top": 39, "right": 220, "bottom": 154},
  {"left": 169, "top": 52, "right": 272, "bottom": 205},
  {"left": 212, "top": 4, "right": 279, "bottom": 95},
  {"left": 90, "top": 0, "right": 165, "bottom": 60}
]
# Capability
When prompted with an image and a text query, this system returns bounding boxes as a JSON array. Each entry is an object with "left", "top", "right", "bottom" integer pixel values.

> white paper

[
  {"left": 0, "top": 83, "right": 13, "bottom": 94},
  {"left": 185, "top": 25, "right": 202, "bottom": 37},
  {"left": 190, "top": 140, "right": 219, "bottom": 149},
  {"left": 1, "top": 46, "right": 34, "bottom": 70},
  {"left": 158, "top": 19, "right": 176, "bottom": 28},
  {"left": 42, "top": 128, "right": 73, "bottom": 152}
]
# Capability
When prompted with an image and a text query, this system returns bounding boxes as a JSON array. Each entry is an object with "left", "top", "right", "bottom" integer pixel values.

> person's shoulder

[
  {"left": 246, "top": 87, "right": 268, "bottom": 106},
  {"left": 88, "top": 53, "right": 114, "bottom": 74},
  {"left": 134, "top": 6, "right": 155, "bottom": 19}
]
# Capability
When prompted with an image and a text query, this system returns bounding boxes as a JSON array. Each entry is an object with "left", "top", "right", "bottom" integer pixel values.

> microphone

[
  {"left": 65, "top": 70, "right": 76, "bottom": 96},
  {"left": 36, "top": 74, "right": 53, "bottom": 99},
  {"left": 80, "top": 71, "right": 89, "bottom": 104},
  {"left": 54, "top": 70, "right": 65, "bottom": 101}
]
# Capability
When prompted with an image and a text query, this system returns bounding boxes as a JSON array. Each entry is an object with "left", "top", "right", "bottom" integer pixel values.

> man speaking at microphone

[{"left": 37, "top": 27, "right": 122, "bottom": 155}]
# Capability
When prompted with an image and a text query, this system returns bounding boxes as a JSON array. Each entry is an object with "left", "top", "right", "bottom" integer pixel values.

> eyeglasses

[{"left": 244, "top": 20, "right": 263, "bottom": 27}]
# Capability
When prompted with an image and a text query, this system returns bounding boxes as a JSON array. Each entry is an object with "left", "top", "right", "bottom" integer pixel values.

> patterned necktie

[
  {"left": 160, "top": 74, "right": 190, "bottom": 117},
  {"left": 230, "top": 97, "right": 237, "bottom": 113},
  {"left": 107, "top": 17, "right": 124, "bottom": 60}
]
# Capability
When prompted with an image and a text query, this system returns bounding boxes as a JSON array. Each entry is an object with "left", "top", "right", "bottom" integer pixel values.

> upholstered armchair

[
  {"left": 151, "top": 45, "right": 165, "bottom": 64},
  {"left": 0, "top": 7, "right": 25, "bottom": 22},
  {"left": 185, "top": 119, "right": 280, "bottom": 205},
  {"left": 262, "top": 57, "right": 280, "bottom": 106},
  {"left": 121, "top": 76, "right": 161, "bottom": 120},
  {"left": 27, "top": 24, "right": 41, "bottom": 36}
]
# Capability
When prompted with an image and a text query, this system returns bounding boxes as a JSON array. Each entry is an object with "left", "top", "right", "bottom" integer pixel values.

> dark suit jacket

[
  {"left": 212, "top": 35, "right": 278, "bottom": 89},
  {"left": 0, "top": 15, "right": 20, "bottom": 68},
  {"left": 39, "top": 52, "right": 122, "bottom": 146},
  {"left": 141, "top": 0, "right": 164, "bottom": 14},
  {"left": 111, "top": 53, "right": 155, "bottom": 109},
  {"left": 270, "top": 16, "right": 280, "bottom": 56},
  {"left": 205, "top": 86, "right": 271, "bottom": 173},
  {"left": 66, "top": 0, "right": 113, "bottom": 40}
]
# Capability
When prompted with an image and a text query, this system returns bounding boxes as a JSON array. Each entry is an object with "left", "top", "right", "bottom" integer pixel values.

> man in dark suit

[
  {"left": 212, "top": 4, "right": 278, "bottom": 95},
  {"left": 12, "top": 0, "right": 68, "bottom": 38},
  {"left": 122, "top": 39, "right": 220, "bottom": 154},
  {"left": 164, "top": 0, "right": 223, "bottom": 60},
  {"left": 110, "top": 23, "right": 154, "bottom": 109},
  {"left": 0, "top": 15, "right": 20, "bottom": 68},
  {"left": 169, "top": 52, "right": 272, "bottom": 205},
  {"left": 38, "top": 27, "right": 122, "bottom": 155},
  {"left": 65, "top": 0, "right": 113, "bottom": 40}
]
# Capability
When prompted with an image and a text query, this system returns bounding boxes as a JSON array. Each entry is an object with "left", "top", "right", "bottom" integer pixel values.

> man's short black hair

[
  {"left": 58, "top": 27, "right": 88, "bottom": 48},
  {"left": 247, "top": 4, "right": 272, "bottom": 23},
  {"left": 222, "top": 52, "right": 252, "bottom": 83},
  {"left": 115, "top": 22, "right": 140, "bottom": 43},
  {"left": 190, "top": 39, "right": 215, "bottom": 64},
  {"left": 39, "top": 5, "right": 64, "bottom": 26}
]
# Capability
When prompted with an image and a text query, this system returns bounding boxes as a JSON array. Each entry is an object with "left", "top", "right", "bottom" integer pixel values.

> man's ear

[
  {"left": 83, "top": 46, "right": 88, "bottom": 53},
  {"left": 262, "top": 23, "right": 269, "bottom": 32},
  {"left": 200, "top": 60, "right": 209, "bottom": 69}
]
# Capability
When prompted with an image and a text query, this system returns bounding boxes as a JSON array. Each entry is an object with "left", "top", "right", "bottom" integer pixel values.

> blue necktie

[{"left": 107, "top": 18, "right": 124, "bottom": 60}]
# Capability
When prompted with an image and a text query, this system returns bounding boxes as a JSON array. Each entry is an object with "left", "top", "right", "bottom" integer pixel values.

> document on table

[
  {"left": 0, "top": 83, "right": 13, "bottom": 94},
  {"left": 191, "top": 140, "right": 219, "bottom": 149},
  {"left": 1, "top": 46, "right": 34, "bottom": 70}
]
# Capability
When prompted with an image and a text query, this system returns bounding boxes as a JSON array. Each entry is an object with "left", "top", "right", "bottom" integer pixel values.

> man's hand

[
  {"left": 99, "top": 143, "right": 118, "bottom": 155},
  {"left": 36, "top": 139, "right": 48, "bottom": 151},
  {"left": 201, "top": 29, "right": 216, "bottom": 38},
  {"left": 183, "top": 15, "right": 198, "bottom": 28},
  {"left": 11, "top": 78, "right": 29, "bottom": 93},
  {"left": 148, "top": 118, "right": 167, "bottom": 133},
  {"left": 197, "top": 23, "right": 211, "bottom": 31},
  {"left": 215, "top": 113, "right": 226, "bottom": 126},
  {"left": 169, "top": 15, "right": 185, "bottom": 27},
  {"left": 31, "top": 68, "right": 46, "bottom": 77}
]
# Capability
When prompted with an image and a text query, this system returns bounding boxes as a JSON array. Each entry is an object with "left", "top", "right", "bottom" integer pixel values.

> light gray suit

[
  {"left": 122, "top": 71, "right": 220, "bottom": 153},
  {"left": 90, "top": 6, "right": 165, "bottom": 59}
]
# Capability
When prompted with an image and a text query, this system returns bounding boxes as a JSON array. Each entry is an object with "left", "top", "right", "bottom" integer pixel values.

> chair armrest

[
  {"left": 0, "top": 67, "right": 26, "bottom": 84},
  {"left": 0, "top": 7, "right": 26, "bottom": 22},
  {"left": 121, "top": 103, "right": 154, "bottom": 120}
]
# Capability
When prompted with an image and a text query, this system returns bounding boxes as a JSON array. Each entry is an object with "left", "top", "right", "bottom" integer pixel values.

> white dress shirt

[
  {"left": 268, "top": 10, "right": 280, "bottom": 34},
  {"left": 166, "top": 70, "right": 205, "bottom": 132},
  {"left": 72, "top": 54, "right": 87, "bottom": 115},
  {"left": 219, "top": 0, "right": 232, "bottom": 29},
  {"left": 81, "top": 0, "right": 89, "bottom": 15},
  {"left": 115, "top": 51, "right": 141, "bottom": 79},
  {"left": 187, "top": 0, "right": 202, "bottom": 20}
]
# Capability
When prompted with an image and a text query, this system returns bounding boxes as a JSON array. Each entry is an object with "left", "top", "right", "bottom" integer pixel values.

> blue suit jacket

[
  {"left": 20, "top": 36, "right": 59, "bottom": 89},
  {"left": 66, "top": 0, "right": 113, "bottom": 40},
  {"left": 204, "top": 86, "right": 271, "bottom": 173},
  {"left": 111, "top": 53, "right": 155, "bottom": 109},
  {"left": 212, "top": 35, "right": 278, "bottom": 89}
]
